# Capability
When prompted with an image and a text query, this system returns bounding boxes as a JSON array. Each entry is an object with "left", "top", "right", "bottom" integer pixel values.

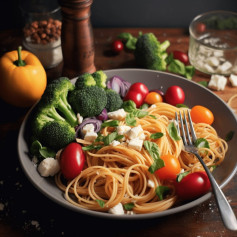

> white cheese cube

[
  {"left": 128, "top": 138, "right": 143, "bottom": 151},
  {"left": 147, "top": 179, "right": 155, "bottom": 188},
  {"left": 213, "top": 50, "right": 224, "bottom": 57},
  {"left": 109, "top": 203, "right": 124, "bottom": 215},
  {"left": 107, "top": 109, "right": 126, "bottom": 120},
  {"left": 206, "top": 57, "right": 220, "bottom": 67},
  {"left": 77, "top": 113, "right": 83, "bottom": 124},
  {"left": 84, "top": 131, "right": 98, "bottom": 142},
  {"left": 126, "top": 125, "right": 143, "bottom": 140},
  {"left": 38, "top": 158, "right": 60, "bottom": 177},
  {"left": 217, "top": 61, "right": 232, "bottom": 74},
  {"left": 208, "top": 74, "right": 227, "bottom": 91},
  {"left": 82, "top": 124, "right": 94, "bottom": 134},
  {"left": 229, "top": 74, "right": 237, "bottom": 87},
  {"left": 117, "top": 125, "right": 131, "bottom": 135},
  {"left": 203, "top": 63, "right": 215, "bottom": 73},
  {"left": 110, "top": 140, "right": 120, "bottom": 146}
]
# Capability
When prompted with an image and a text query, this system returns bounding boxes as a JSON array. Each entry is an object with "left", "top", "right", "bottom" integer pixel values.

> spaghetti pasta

[{"left": 55, "top": 102, "right": 227, "bottom": 214}]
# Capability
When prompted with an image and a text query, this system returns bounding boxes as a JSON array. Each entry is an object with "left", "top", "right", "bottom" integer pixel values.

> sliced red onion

[
  {"left": 75, "top": 117, "right": 102, "bottom": 138},
  {"left": 150, "top": 89, "right": 165, "bottom": 97},
  {"left": 96, "top": 108, "right": 108, "bottom": 121}
]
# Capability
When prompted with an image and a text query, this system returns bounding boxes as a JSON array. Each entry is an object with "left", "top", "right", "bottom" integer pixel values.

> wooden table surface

[{"left": 0, "top": 28, "right": 237, "bottom": 237}]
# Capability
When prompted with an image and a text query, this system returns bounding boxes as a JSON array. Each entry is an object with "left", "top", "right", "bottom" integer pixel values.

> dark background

[{"left": 0, "top": 0, "right": 237, "bottom": 30}]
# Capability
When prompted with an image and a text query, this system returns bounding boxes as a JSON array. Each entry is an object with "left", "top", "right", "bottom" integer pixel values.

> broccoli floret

[
  {"left": 134, "top": 33, "right": 170, "bottom": 71},
  {"left": 105, "top": 89, "right": 123, "bottom": 112},
  {"left": 39, "top": 120, "right": 75, "bottom": 151},
  {"left": 68, "top": 86, "right": 107, "bottom": 117},
  {"left": 75, "top": 73, "right": 96, "bottom": 89},
  {"left": 92, "top": 70, "right": 107, "bottom": 88},
  {"left": 41, "top": 77, "right": 77, "bottom": 127}
]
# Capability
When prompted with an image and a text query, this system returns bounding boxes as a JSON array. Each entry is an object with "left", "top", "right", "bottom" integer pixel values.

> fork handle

[{"left": 194, "top": 152, "right": 237, "bottom": 231}]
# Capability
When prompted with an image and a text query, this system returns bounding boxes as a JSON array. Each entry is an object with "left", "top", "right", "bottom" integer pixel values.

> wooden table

[{"left": 0, "top": 28, "right": 237, "bottom": 237}]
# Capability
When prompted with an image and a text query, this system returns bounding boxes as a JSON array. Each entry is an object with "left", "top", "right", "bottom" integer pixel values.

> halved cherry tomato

[
  {"left": 175, "top": 171, "right": 211, "bottom": 200},
  {"left": 144, "top": 91, "right": 163, "bottom": 104},
  {"left": 190, "top": 105, "right": 214, "bottom": 125},
  {"left": 164, "top": 85, "right": 185, "bottom": 106},
  {"left": 60, "top": 142, "right": 85, "bottom": 180},
  {"left": 173, "top": 50, "right": 189, "bottom": 65},
  {"left": 129, "top": 82, "right": 149, "bottom": 99},
  {"left": 155, "top": 154, "right": 181, "bottom": 180},
  {"left": 124, "top": 90, "right": 144, "bottom": 108},
  {"left": 112, "top": 40, "right": 124, "bottom": 53}
]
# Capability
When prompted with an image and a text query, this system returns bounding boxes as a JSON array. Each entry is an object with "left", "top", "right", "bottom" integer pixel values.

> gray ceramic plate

[{"left": 18, "top": 68, "right": 237, "bottom": 219}]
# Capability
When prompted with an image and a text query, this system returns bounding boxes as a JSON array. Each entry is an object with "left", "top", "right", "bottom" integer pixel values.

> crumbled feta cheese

[
  {"left": 107, "top": 109, "right": 126, "bottom": 120},
  {"left": 82, "top": 124, "right": 94, "bottom": 134},
  {"left": 147, "top": 179, "right": 155, "bottom": 188},
  {"left": 229, "top": 74, "right": 237, "bottom": 87},
  {"left": 203, "top": 63, "right": 215, "bottom": 73},
  {"left": 206, "top": 57, "right": 220, "bottom": 67},
  {"left": 128, "top": 138, "right": 143, "bottom": 151},
  {"left": 208, "top": 74, "right": 227, "bottom": 91},
  {"left": 213, "top": 50, "right": 224, "bottom": 57},
  {"left": 110, "top": 140, "right": 120, "bottom": 146},
  {"left": 109, "top": 203, "right": 124, "bottom": 215},
  {"left": 117, "top": 125, "right": 131, "bottom": 135},
  {"left": 217, "top": 61, "right": 232, "bottom": 74},
  {"left": 77, "top": 113, "right": 83, "bottom": 124},
  {"left": 38, "top": 158, "right": 60, "bottom": 177},
  {"left": 84, "top": 131, "right": 98, "bottom": 142},
  {"left": 126, "top": 125, "right": 143, "bottom": 140}
]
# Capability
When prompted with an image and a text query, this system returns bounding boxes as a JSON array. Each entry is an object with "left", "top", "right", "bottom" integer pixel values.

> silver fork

[{"left": 175, "top": 110, "right": 237, "bottom": 231}]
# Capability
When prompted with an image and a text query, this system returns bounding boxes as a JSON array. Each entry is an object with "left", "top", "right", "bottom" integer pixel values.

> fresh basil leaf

[
  {"left": 194, "top": 138, "right": 210, "bottom": 149},
  {"left": 117, "top": 32, "right": 133, "bottom": 41},
  {"left": 155, "top": 186, "right": 170, "bottom": 200},
  {"left": 168, "top": 122, "right": 181, "bottom": 141},
  {"left": 144, "top": 141, "right": 165, "bottom": 173},
  {"left": 30, "top": 140, "right": 42, "bottom": 156},
  {"left": 184, "top": 65, "right": 195, "bottom": 79},
  {"left": 123, "top": 202, "right": 135, "bottom": 211},
  {"left": 176, "top": 171, "right": 190, "bottom": 182},
  {"left": 140, "top": 103, "right": 149, "bottom": 110},
  {"left": 198, "top": 81, "right": 208, "bottom": 87},
  {"left": 95, "top": 132, "right": 104, "bottom": 142},
  {"left": 150, "top": 132, "right": 163, "bottom": 139},
  {"left": 126, "top": 37, "right": 137, "bottom": 50},
  {"left": 149, "top": 115, "right": 157, "bottom": 119},
  {"left": 132, "top": 110, "right": 149, "bottom": 118},
  {"left": 167, "top": 59, "right": 186, "bottom": 76},
  {"left": 82, "top": 144, "right": 103, "bottom": 151},
  {"left": 225, "top": 131, "right": 234, "bottom": 142},
  {"left": 122, "top": 100, "right": 137, "bottom": 112},
  {"left": 176, "top": 104, "right": 188, "bottom": 108},
  {"left": 101, "top": 120, "right": 119, "bottom": 128},
  {"left": 39, "top": 147, "right": 56, "bottom": 158},
  {"left": 125, "top": 113, "right": 137, "bottom": 126},
  {"left": 96, "top": 199, "right": 105, "bottom": 208},
  {"left": 103, "top": 132, "right": 119, "bottom": 146}
]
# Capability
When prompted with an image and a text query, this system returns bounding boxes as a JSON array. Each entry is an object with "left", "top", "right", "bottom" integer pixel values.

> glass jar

[{"left": 20, "top": 0, "right": 63, "bottom": 69}]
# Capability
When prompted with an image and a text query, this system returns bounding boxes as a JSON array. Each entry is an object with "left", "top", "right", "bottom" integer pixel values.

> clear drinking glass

[{"left": 189, "top": 11, "right": 237, "bottom": 75}]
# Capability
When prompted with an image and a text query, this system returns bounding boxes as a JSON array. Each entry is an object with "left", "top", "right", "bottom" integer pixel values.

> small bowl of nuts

[
  {"left": 188, "top": 11, "right": 237, "bottom": 75},
  {"left": 21, "top": 1, "right": 63, "bottom": 69}
]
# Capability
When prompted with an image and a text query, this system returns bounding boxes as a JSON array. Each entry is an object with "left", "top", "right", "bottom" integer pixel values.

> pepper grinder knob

[{"left": 59, "top": 0, "right": 96, "bottom": 78}]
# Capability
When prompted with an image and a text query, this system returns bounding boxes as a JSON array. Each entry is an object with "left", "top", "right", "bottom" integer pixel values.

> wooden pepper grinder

[{"left": 59, "top": 0, "right": 96, "bottom": 78}]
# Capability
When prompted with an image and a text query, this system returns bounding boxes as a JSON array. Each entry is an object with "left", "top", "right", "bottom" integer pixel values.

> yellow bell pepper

[{"left": 0, "top": 46, "right": 47, "bottom": 107}]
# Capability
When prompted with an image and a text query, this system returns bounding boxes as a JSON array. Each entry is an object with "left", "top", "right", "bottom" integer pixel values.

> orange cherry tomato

[
  {"left": 190, "top": 105, "right": 214, "bottom": 125},
  {"left": 155, "top": 154, "right": 181, "bottom": 180},
  {"left": 144, "top": 91, "right": 163, "bottom": 104}
]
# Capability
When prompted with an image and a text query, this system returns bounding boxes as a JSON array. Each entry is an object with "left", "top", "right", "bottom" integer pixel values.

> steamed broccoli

[
  {"left": 105, "top": 89, "right": 123, "bottom": 112},
  {"left": 75, "top": 73, "right": 96, "bottom": 89},
  {"left": 68, "top": 86, "right": 107, "bottom": 117},
  {"left": 41, "top": 77, "right": 77, "bottom": 127},
  {"left": 39, "top": 120, "right": 75, "bottom": 151},
  {"left": 134, "top": 33, "right": 170, "bottom": 71},
  {"left": 92, "top": 70, "right": 107, "bottom": 88}
]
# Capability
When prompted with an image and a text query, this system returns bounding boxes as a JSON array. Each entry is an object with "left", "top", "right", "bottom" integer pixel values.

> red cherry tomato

[
  {"left": 173, "top": 50, "right": 189, "bottom": 65},
  {"left": 197, "top": 23, "right": 206, "bottom": 33},
  {"left": 144, "top": 91, "right": 163, "bottom": 104},
  {"left": 175, "top": 171, "right": 211, "bottom": 200},
  {"left": 155, "top": 154, "right": 181, "bottom": 180},
  {"left": 112, "top": 40, "right": 124, "bottom": 53},
  {"left": 129, "top": 82, "right": 149, "bottom": 99},
  {"left": 190, "top": 105, "right": 214, "bottom": 125},
  {"left": 124, "top": 90, "right": 144, "bottom": 108},
  {"left": 164, "top": 85, "right": 185, "bottom": 106},
  {"left": 60, "top": 142, "right": 85, "bottom": 180}
]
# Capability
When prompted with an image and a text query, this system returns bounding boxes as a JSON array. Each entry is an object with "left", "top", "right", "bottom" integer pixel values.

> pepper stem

[{"left": 14, "top": 46, "right": 26, "bottom": 67}]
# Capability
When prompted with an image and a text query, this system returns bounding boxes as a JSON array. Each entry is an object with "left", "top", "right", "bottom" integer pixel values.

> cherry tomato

[
  {"left": 155, "top": 154, "right": 181, "bottom": 180},
  {"left": 60, "top": 142, "right": 85, "bottom": 180},
  {"left": 173, "top": 50, "right": 189, "bottom": 65},
  {"left": 164, "top": 85, "right": 185, "bottom": 106},
  {"left": 144, "top": 91, "right": 163, "bottom": 104},
  {"left": 124, "top": 90, "right": 144, "bottom": 108},
  {"left": 129, "top": 82, "right": 149, "bottom": 99},
  {"left": 112, "top": 40, "right": 124, "bottom": 53},
  {"left": 197, "top": 23, "right": 206, "bottom": 33},
  {"left": 190, "top": 105, "right": 214, "bottom": 125},
  {"left": 175, "top": 171, "right": 211, "bottom": 200}
]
